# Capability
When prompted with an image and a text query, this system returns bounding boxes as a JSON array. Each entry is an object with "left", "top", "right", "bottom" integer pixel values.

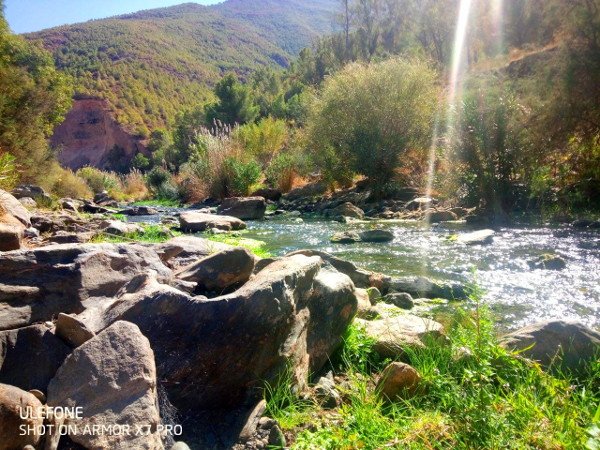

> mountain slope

[{"left": 28, "top": 0, "right": 337, "bottom": 134}]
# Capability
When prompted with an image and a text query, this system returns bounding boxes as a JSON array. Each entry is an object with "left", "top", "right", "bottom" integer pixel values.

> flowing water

[{"left": 242, "top": 219, "right": 600, "bottom": 331}]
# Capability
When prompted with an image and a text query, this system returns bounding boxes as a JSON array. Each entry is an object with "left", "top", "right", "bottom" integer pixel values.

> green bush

[
  {"left": 223, "top": 156, "right": 262, "bottom": 197},
  {"left": 76, "top": 167, "right": 121, "bottom": 194},
  {"left": 308, "top": 58, "right": 438, "bottom": 192},
  {"left": 0, "top": 152, "right": 18, "bottom": 191},
  {"left": 233, "top": 116, "right": 288, "bottom": 166},
  {"left": 265, "top": 151, "right": 310, "bottom": 193}
]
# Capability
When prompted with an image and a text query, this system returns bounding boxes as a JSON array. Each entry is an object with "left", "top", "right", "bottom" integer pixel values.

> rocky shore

[{"left": 1, "top": 186, "right": 599, "bottom": 450}]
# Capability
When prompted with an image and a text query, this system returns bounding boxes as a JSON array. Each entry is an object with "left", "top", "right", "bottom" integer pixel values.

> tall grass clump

[{"left": 0, "top": 152, "right": 18, "bottom": 190}]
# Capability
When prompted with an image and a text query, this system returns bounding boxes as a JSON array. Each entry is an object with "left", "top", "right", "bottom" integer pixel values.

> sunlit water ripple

[{"left": 244, "top": 219, "right": 600, "bottom": 331}]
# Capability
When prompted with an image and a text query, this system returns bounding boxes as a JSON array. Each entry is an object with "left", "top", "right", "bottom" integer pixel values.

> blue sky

[{"left": 5, "top": 0, "right": 221, "bottom": 34}]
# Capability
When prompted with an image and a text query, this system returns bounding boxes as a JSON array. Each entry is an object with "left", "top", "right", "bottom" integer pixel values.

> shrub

[
  {"left": 145, "top": 167, "right": 171, "bottom": 192},
  {"left": 223, "top": 156, "right": 262, "bottom": 196},
  {"left": 121, "top": 169, "right": 148, "bottom": 201},
  {"left": 265, "top": 151, "right": 310, "bottom": 193},
  {"left": 308, "top": 58, "right": 438, "bottom": 193},
  {"left": 46, "top": 164, "right": 92, "bottom": 199},
  {"left": 232, "top": 117, "right": 287, "bottom": 166},
  {"left": 0, "top": 152, "right": 18, "bottom": 191},
  {"left": 76, "top": 167, "right": 121, "bottom": 194}
]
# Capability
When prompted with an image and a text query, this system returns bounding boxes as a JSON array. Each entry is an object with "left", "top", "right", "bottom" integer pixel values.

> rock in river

[
  {"left": 359, "top": 229, "right": 394, "bottom": 243},
  {"left": 179, "top": 211, "right": 247, "bottom": 232},
  {"left": 217, "top": 197, "right": 267, "bottom": 220},
  {"left": 456, "top": 229, "right": 495, "bottom": 245}
]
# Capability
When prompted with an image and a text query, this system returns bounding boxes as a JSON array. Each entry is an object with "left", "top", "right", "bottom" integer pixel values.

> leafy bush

[
  {"left": 76, "top": 167, "right": 121, "bottom": 194},
  {"left": 223, "top": 156, "right": 262, "bottom": 197},
  {"left": 0, "top": 152, "right": 18, "bottom": 191},
  {"left": 233, "top": 117, "right": 288, "bottom": 166},
  {"left": 308, "top": 58, "right": 438, "bottom": 192},
  {"left": 265, "top": 151, "right": 310, "bottom": 193}
]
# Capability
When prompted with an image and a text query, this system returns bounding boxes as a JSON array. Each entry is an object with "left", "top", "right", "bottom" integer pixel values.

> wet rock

[
  {"left": 179, "top": 211, "right": 247, "bottom": 232},
  {"left": 390, "top": 276, "right": 467, "bottom": 300},
  {"left": 384, "top": 292, "right": 415, "bottom": 310},
  {"left": 0, "top": 224, "right": 22, "bottom": 251},
  {"left": 527, "top": 254, "right": 566, "bottom": 271},
  {"left": 377, "top": 362, "right": 421, "bottom": 400},
  {"left": 324, "top": 202, "right": 365, "bottom": 220},
  {"left": 119, "top": 206, "right": 159, "bottom": 216},
  {"left": 101, "top": 220, "right": 143, "bottom": 236},
  {"left": 456, "top": 229, "right": 495, "bottom": 245},
  {"left": 218, "top": 197, "right": 267, "bottom": 220},
  {"left": 355, "top": 314, "right": 444, "bottom": 358},
  {"left": 47, "top": 321, "right": 163, "bottom": 450},
  {"left": 330, "top": 231, "right": 361, "bottom": 244},
  {"left": 0, "top": 324, "right": 71, "bottom": 392},
  {"left": 55, "top": 313, "right": 95, "bottom": 348},
  {"left": 175, "top": 247, "right": 255, "bottom": 294},
  {"left": 359, "top": 229, "right": 394, "bottom": 243},
  {"left": 0, "top": 383, "right": 45, "bottom": 450},
  {"left": 502, "top": 320, "right": 600, "bottom": 374},
  {"left": 0, "top": 243, "right": 171, "bottom": 330},
  {"left": 90, "top": 255, "right": 356, "bottom": 412}
]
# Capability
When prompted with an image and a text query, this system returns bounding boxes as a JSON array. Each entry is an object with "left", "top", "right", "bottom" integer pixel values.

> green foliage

[
  {"left": 265, "top": 150, "right": 310, "bottom": 192},
  {"left": 76, "top": 167, "right": 120, "bottom": 194},
  {"left": 308, "top": 58, "right": 438, "bottom": 190},
  {"left": 94, "top": 224, "right": 178, "bottom": 244},
  {"left": 0, "top": 152, "right": 17, "bottom": 190},
  {"left": 222, "top": 156, "right": 262, "bottom": 197},
  {"left": 205, "top": 73, "right": 259, "bottom": 126},
  {"left": 204, "top": 233, "right": 272, "bottom": 258},
  {"left": 131, "top": 153, "right": 151, "bottom": 172},
  {"left": 233, "top": 117, "right": 288, "bottom": 165}
]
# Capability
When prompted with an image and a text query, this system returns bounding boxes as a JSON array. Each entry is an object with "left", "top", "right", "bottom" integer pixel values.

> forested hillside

[{"left": 27, "top": 0, "right": 337, "bottom": 134}]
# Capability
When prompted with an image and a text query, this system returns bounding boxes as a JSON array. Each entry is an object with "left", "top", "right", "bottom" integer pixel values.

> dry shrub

[
  {"left": 121, "top": 169, "right": 149, "bottom": 201},
  {"left": 44, "top": 164, "right": 92, "bottom": 199}
]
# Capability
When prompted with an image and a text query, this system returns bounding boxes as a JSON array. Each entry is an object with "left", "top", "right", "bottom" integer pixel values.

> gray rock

[
  {"left": 18, "top": 197, "right": 38, "bottom": 208},
  {"left": 154, "top": 236, "right": 231, "bottom": 270},
  {"left": 23, "top": 227, "right": 40, "bottom": 238},
  {"left": 355, "top": 314, "right": 444, "bottom": 358},
  {"left": 0, "top": 324, "right": 71, "bottom": 392},
  {"left": 359, "top": 229, "right": 394, "bottom": 243},
  {"left": 406, "top": 197, "right": 434, "bottom": 210},
  {"left": 377, "top": 362, "right": 421, "bottom": 400},
  {"left": 0, "top": 243, "right": 171, "bottom": 330},
  {"left": 502, "top": 320, "right": 600, "bottom": 373},
  {"left": 60, "top": 198, "right": 82, "bottom": 212},
  {"left": 366, "top": 287, "right": 382, "bottom": 304},
  {"left": 427, "top": 210, "right": 458, "bottom": 223},
  {"left": 330, "top": 231, "right": 361, "bottom": 244},
  {"left": 55, "top": 313, "right": 95, "bottom": 348},
  {"left": 11, "top": 184, "right": 50, "bottom": 202},
  {"left": 88, "top": 255, "right": 357, "bottom": 412},
  {"left": 175, "top": 247, "right": 256, "bottom": 293},
  {"left": 390, "top": 276, "right": 467, "bottom": 300},
  {"left": 251, "top": 188, "right": 282, "bottom": 202},
  {"left": 218, "top": 197, "right": 267, "bottom": 220},
  {"left": 314, "top": 376, "right": 341, "bottom": 409},
  {"left": 0, "top": 383, "right": 44, "bottom": 450},
  {"left": 0, "top": 189, "right": 31, "bottom": 228},
  {"left": 267, "top": 425, "right": 286, "bottom": 448},
  {"left": 179, "top": 211, "right": 247, "bottom": 232},
  {"left": 324, "top": 202, "right": 364, "bottom": 220},
  {"left": 47, "top": 231, "right": 95, "bottom": 244},
  {"left": 384, "top": 292, "right": 415, "bottom": 310},
  {"left": 0, "top": 224, "right": 22, "bottom": 251},
  {"left": 48, "top": 321, "right": 163, "bottom": 450},
  {"left": 171, "top": 443, "right": 192, "bottom": 450},
  {"left": 456, "top": 229, "right": 495, "bottom": 245},
  {"left": 101, "top": 220, "right": 143, "bottom": 236}
]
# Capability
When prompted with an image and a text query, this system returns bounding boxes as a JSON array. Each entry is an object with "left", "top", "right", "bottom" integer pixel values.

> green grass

[
  {"left": 274, "top": 291, "right": 600, "bottom": 449},
  {"left": 92, "top": 224, "right": 180, "bottom": 244},
  {"left": 204, "top": 233, "right": 273, "bottom": 258}
]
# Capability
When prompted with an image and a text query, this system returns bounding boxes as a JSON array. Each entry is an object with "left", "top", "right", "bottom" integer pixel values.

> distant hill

[{"left": 27, "top": 0, "right": 337, "bottom": 134}]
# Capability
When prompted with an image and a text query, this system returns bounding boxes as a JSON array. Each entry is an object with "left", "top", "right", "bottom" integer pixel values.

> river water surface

[{"left": 242, "top": 219, "right": 600, "bottom": 331}]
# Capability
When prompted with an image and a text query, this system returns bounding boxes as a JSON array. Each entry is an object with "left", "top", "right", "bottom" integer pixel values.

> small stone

[
  {"left": 267, "top": 424, "right": 286, "bottom": 448},
  {"left": 528, "top": 254, "right": 566, "bottom": 271},
  {"left": 377, "top": 362, "right": 421, "bottom": 400},
  {"left": 366, "top": 287, "right": 382, "bottom": 305},
  {"left": 314, "top": 376, "right": 341, "bottom": 409},
  {"left": 384, "top": 292, "right": 414, "bottom": 310},
  {"left": 170, "top": 442, "right": 191, "bottom": 450},
  {"left": 330, "top": 231, "right": 361, "bottom": 244},
  {"left": 56, "top": 313, "right": 96, "bottom": 347},
  {"left": 28, "top": 389, "right": 46, "bottom": 403},
  {"left": 19, "top": 197, "right": 38, "bottom": 208},
  {"left": 358, "top": 229, "right": 394, "bottom": 243}
]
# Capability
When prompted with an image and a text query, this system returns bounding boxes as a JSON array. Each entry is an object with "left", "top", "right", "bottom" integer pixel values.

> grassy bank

[{"left": 266, "top": 307, "right": 600, "bottom": 449}]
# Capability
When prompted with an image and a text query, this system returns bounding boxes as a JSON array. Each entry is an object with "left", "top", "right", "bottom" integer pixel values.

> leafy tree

[
  {"left": 0, "top": 1, "right": 73, "bottom": 183},
  {"left": 308, "top": 58, "right": 438, "bottom": 192},
  {"left": 205, "top": 73, "right": 259, "bottom": 126}
]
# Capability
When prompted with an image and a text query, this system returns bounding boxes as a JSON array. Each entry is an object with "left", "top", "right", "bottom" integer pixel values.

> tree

[
  {"left": 308, "top": 58, "right": 438, "bottom": 192},
  {"left": 205, "top": 73, "right": 259, "bottom": 126}
]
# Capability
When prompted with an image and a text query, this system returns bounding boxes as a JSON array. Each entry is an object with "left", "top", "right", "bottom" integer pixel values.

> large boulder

[
  {"left": 359, "top": 229, "right": 394, "bottom": 243},
  {"left": 0, "top": 383, "right": 45, "bottom": 450},
  {"left": 175, "top": 247, "right": 256, "bottom": 294},
  {"left": 502, "top": 321, "right": 600, "bottom": 373},
  {"left": 179, "top": 211, "right": 247, "bottom": 232},
  {"left": 217, "top": 197, "right": 267, "bottom": 220},
  {"left": 330, "top": 231, "right": 361, "bottom": 244},
  {"left": 389, "top": 276, "right": 467, "bottom": 300},
  {"left": 251, "top": 188, "right": 282, "bottom": 202},
  {"left": 47, "top": 321, "right": 163, "bottom": 450},
  {"left": 0, "top": 324, "right": 71, "bottom": 393},
  {"left": 0, "top": 243, "right": 171, "bottom": 330},
  {"left": 85, "top": 255, "right": 357, "bottom": 413},
  {"left": 11, "top": 184, "right": 51, "bottom": 203},
  {"left": 355, "top": 314, "right": 444, "bottom": 358},
  {"left": 0, "top": 189, "right": 31, "bottom": 228},
  {"left": 285, "top": 249, "right": 389, "bottom": 290},
  {"left": 154, "top": 236, "right": 231, "bottom": 270}
]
